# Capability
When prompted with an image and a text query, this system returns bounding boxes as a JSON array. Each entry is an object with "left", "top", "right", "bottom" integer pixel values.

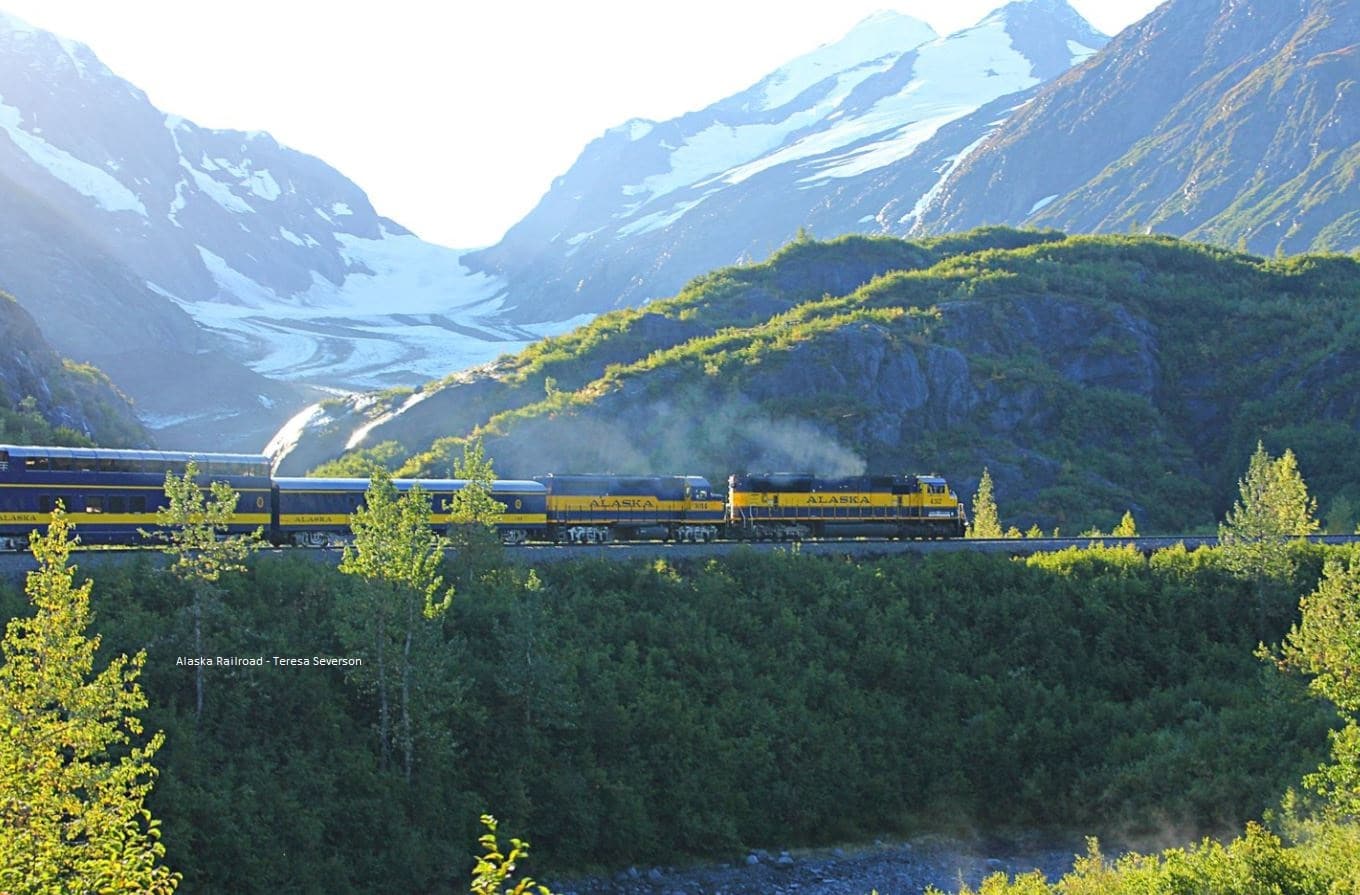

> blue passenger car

[
  {"left": 272, "top": 477, "right": 548, "bottom": 546},
  {"left": 0, "top": 443, "right": 272, "bottom": 549}
]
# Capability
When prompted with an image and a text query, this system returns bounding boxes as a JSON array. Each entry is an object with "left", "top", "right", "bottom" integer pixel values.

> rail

[{"left": 0, "top": 534, "right": 1357, "bottom": 583}]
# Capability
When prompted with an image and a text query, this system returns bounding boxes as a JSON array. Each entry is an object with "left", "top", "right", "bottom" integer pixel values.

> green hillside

[
  {"left": 0, "top": 290, "right": 150, "bottom": 447},
  {"left": 313, "top": 230, "right": 1360, "bottom": 534}
]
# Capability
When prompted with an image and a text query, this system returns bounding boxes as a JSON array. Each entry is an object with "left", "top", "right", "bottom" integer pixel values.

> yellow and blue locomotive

[
  {"left": 534, "top": 474, "right": 725, "bottom": 543},
  {"left": 727, "top": 473, "right": 967, "bottom": 540},
  {"left": 0, "top": 442, "right": 967, "bottom": 549}
]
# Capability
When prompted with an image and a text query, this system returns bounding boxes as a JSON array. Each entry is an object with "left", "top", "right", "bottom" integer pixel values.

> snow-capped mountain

[
  {"left": 913, "top": 0, "right": 1360, "bottom": 255},
  {"left": 0, "top": 10, "right": 582, "bottom": 449},
  {"left": 0, "top": 2, "right": 1104, "bottom": 452},
  {"left": 466, "top": 0, "right": 1107, "bottom": 322}
]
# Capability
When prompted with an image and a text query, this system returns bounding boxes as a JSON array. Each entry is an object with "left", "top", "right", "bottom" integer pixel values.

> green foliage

[
  {"left": 1282, "top": 554, "right": 1360, "bottom": 816},
  {"left": 6, "top": 543, "right": 1345, "bottom": 890},
  {"left": 340, "top": 468, "right": 452, "bottom": 616},
  {"left": 338, "top": 467, "right": 453, "bottom": 780},
  {"left": 0, "top": 507, "right": 178, "bottom": 894},
  {"left": 310, "top": 440, "right": 407, "bottom": 476},
  {"left": 1286, "top": 556, "right": 1360, "bottom": 715},
  {"left": 950, "top": 823, "right": 1349, "bottom": 895},
  {"left": 1325, "top": 493, "right": 1357, "bottom": 535},
  {"left": 0, "top": 296, "right": 147, "bottom": 444},
  {"left": 143, "top": 462, "right": 263, "bottom": 720},
  {"left": 0, "top": 393, "right": 94, "bottom": 447},
  {"left": 445, "top": 437, "right": 506, "bottom": 581},
  {"left": 470, "top": 815, "right": 551, "bottom": 895},
  {"left": 1219, "top": 442, "right": 1320, "bottom": 581},
  {"left": 447, "top": 437, "right": 503, "bottom": 528},
  {"left": 146, "top": 462, "right": 265, "bottom": 584},
  {"left": 968, "top": 468, "right": 1003, "bottom": 538}
]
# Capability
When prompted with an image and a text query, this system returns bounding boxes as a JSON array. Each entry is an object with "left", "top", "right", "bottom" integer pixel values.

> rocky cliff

[{"left": 0, "top": 290, "right": 149, "bottom": 446}]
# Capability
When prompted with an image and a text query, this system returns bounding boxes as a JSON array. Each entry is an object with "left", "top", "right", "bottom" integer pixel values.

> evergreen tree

[
  {"left": 0, "top": 506, "right": 179, "bottom": 893},
  {"left": 968, "top": 468, "right": 1002, "bottom": 538},
  {"left": 1267, "top": 448, "right": 1320, "bottom": 536},
  {"left": 1324, "top": 493, "right": 1356, "bottom": 536},
  {"left": 338, "top": 467, "right": 453, "bottom": 780},
  {"left": 1283, "top": 555, "right": 1360, "bottom": 816},
  {"left": 144, "top": 462, "right": 263, "bottom": 720},
  {"left": 1218, "top": 442, "right": 1319, "bottom": 580}
]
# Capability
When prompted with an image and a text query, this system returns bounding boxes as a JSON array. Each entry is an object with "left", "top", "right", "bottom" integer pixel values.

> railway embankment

[{"left": 6, "top": 533, "right": 1358, "bottom": 583}]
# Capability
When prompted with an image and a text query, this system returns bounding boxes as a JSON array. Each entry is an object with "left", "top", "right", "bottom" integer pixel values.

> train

[{"left": 0, "top": 443, "right": 967, "bottom": 550}]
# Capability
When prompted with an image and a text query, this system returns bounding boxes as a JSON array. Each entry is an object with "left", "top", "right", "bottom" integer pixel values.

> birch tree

[
  {"left": 338, "top": 468, "right": 452, "bottom": 780},
  {"left": 145, "top": 462, "right": 263, "bottom": 720},
  {"left": 0, "top": 506, "right": 179, "bottom": 893},
  {"left": 1282, "top": 555, "right": 1360, "bottom": 815},
  {"left": 446, "top": 437, "right": 507, "bottom": 576}
]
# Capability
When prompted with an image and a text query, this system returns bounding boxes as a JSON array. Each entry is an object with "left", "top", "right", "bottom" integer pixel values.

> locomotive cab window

[{"left": 0, "top": 449, "right": 8, "bottom": 471}]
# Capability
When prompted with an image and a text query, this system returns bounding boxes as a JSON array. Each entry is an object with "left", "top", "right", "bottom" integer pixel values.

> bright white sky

[{"left": 1, "top": 1, "right": 1163, "bottom": 249}]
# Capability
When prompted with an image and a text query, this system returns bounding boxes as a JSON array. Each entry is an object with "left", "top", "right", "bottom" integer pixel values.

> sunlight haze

[{"left": 0, "top": 0, "right": 1164, "bottom": 248}]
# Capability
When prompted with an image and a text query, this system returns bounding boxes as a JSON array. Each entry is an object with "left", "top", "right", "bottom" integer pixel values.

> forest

[
  {"left": 0, "top": 543, "right": 1354, "bottom": 890},
  {"left": 2, "top": 452, "right": 1359, "bottom": 893}
]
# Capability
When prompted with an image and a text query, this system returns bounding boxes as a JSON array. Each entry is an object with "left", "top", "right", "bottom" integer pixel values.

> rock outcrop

[{"left": 0, "top": 291, "right": 149, "bottom": 446}]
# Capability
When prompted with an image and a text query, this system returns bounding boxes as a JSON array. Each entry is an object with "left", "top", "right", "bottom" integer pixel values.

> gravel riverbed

[{"left": 546, "top": 836, "right": 1089, "bottom": 895}]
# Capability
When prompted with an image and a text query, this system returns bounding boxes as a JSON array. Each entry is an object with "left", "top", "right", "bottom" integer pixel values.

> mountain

[
  {"left": 0, "top": 11, "right": 579, "bottom": 450},
  {"left": 0, "top": 290, "right": 149, "bottom": 446},
  {"left": 913, "top": 0, "right": 1360, "bottom": 254},
  {"left": 465, "top": 1, "right": 1107, "bottom": 323},
  {"left": 0, "top": 4, "right": 1109, "bottom": 452},
  {"left": 283, "top": 230, "right": 1360, "bottom": 534},
  {"left": 19, "top": 0, "right": 1357, "bottom": 461}
]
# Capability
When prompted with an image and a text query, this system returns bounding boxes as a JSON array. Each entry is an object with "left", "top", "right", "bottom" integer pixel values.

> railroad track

[{"left": 2, "top": 534, "right": 1356, "bottom": 584}]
